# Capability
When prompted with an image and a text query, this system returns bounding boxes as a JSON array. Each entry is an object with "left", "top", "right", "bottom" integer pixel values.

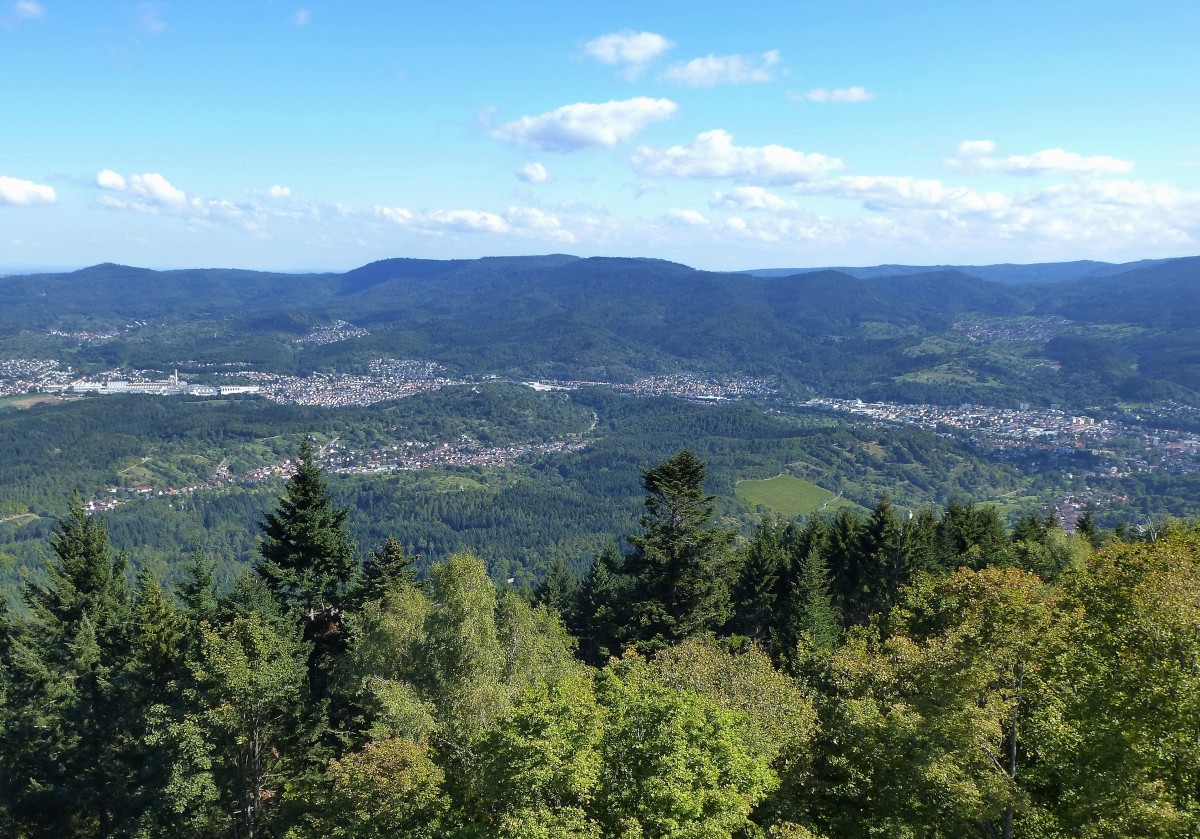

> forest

[{"left": 1, "top": 443, "right": 1197, "bottom": 838}]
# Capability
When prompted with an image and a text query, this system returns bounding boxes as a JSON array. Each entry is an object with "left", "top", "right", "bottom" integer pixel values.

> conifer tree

[
  {"left": 257, "top": 440, "right": 358, "bottom": 627},
  {"left": 574, "top": 544, "right": 627, "bottom": 666},
  {"left": 6, "top": 496, "right": 135, "bottom": 838},
  {"left": 532, "top": 555, "right": 581, "bottom": 619},
  {"left": 256, "top": 439, "right": 358, "bottom": 713},
  {"left": 620, "top": 449, "right": 735, "bottom": 652},
  {"left": 356, "top": 536, "right": 419, "bottom": 605},
  {"left": 729, "top": 513, "right": 790, "bottom": 647}
]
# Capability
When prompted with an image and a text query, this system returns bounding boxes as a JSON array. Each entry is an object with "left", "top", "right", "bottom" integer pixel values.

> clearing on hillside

[{"left": 735, "top": 474, "right": 858, "bottom": 518}]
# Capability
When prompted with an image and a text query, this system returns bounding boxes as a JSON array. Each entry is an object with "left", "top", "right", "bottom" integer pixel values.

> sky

[{"left": 2, "top": 0, "right": 1199, "bottom": 273}]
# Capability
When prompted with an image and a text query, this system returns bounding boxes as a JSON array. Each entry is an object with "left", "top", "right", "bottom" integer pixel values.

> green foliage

[
  {"left": 619, "top": 450, "right": 737, "bottom": 652},
  {"left": 596, "top": 657, "right": 779, "bottom": 839},
  {"left": 256, "top": 439, "right": 358, "bottom": 626},
  {"left": 299, "top": 737, "right": 448, "bottom": 839},
  {"left": 7, "top": 440, "right": 1200, "bottom": 839}
]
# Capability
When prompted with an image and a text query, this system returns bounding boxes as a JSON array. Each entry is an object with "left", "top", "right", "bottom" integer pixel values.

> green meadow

[{"left": 735, "top": 474, "right": 858, "bottom": 518}]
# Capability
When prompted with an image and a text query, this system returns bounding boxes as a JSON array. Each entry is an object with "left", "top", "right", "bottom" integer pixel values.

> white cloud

[
  {"left": 126, "top": 172, "right": 186, "bottom": 206},
  {"left": 491, "top": 97, "right": 679, "bottom": 152},
  {"left": 11, "top": 1, "right": 44, "bottom": 21},
  {"left": 95, "top": 169, "right": 127, "bottom": 190},
  {"left": 709, "top": 186, "right": 796, "bottom": 211},
  {"left": 801, "top": 86, "right": 875, "bottom": 103},
  {"left": 664, "top": 208, "right": 709, "bottom": 226},
  {"left": 797, "top": 175, "right": 1010, "bottom": 214},
  {"left": 584, "top": 30, "right": 673, "bottom": 78},
  {"left": 290, "top": 9, "right": 310, "bottom": 27},
  {"left": 516, "top": 162, "right": 550, "bottom": 184},
  {"left": 659, "top": 50, "right": 780, "bottom": 88},
  {"left": 92, "top": 169, "right": 300, "bottom": 237},
  {"left": 374, "top": 204, "right": 577, "bottom": 242},
  {"left": 956, "top": 139, "right": 997, "bottom": 157},
  {"left": 631, "top": 129, "right": 843, "bottom": 184},
  {"left": 0, "top": 175, "right": 56, "bottom": 205},
  {"left": 947, "top": 141, "right": 1134, "bottom": 176}
]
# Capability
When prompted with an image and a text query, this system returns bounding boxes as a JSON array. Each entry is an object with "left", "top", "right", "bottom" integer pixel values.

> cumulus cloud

[
  {"left": 106, "top": 171, "right": 187, "bottom": 206},
  {"left": 631, "top": 129, "right": 843, "bottom": 184},
  {"left": 956, "top": 140, "right": 996, "bottom": 157},
  {"left": 290, "top": 9, "right": 310, "bottom": 26},
  {"left": 659, "top": 50, "right": 780, "bottom": 87},
  {"left": 664, "top": 208, "right": 709, "bottom": 226},
  {"left": 800, "top": 86, "right": 875, "bottom": 103},
  {"left": 947, "top": 141, "right": 1134, "bottom": 176},
  {"left": 709, "top": 186, "right": 797, "bottom": 211},
  {"left": 0, "top": 175, "right": 56, "bottom": 206},
  {"left": 584, "top": 30, "right": 673, "bottom": 78},
  {"left": 516, "top": 162, "right": 550, "bottom": 184},
  {"left": 795, "top": 175, "right": 1011, "bottom": 214},
  {"left": 95, "top": 169, "right": 127, "bottom": 190},
  {"left": 374, "top": 204, "right": 577, "bottom": 242},
  {"left": 491, "top": 97, "right": 679, "bottom": 152},
  {"left": 91, "top": 169, "right": 304, "bottom": 238}
]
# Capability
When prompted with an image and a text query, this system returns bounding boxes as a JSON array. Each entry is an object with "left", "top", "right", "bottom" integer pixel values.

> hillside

[{"left": 1, "top": 254, "right": 1198, "bottom": 406}]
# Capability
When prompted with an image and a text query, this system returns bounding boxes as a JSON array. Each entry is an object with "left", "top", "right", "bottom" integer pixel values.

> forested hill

[
  {"left": 3, "top": 253, "right": 1199, "bottom": 405},
  {"left": 2, "top": 444, "right": 1198, "bottom": 838},
  {"left": 742, "top": 256, "right": 1178, "bottom": 284}
]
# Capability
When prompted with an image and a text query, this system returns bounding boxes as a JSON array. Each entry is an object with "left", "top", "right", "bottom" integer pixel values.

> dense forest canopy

[{"left": 1, "top": 446, "right": 1198, "bottom": 838}]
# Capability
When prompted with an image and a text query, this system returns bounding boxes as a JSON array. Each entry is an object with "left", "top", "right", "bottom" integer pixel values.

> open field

[
  {"left": 0, "top": 394, "right": 63, "bottom": 409},
  {"left": 736, "top": 474, "right": 858, "bottom": 518}
]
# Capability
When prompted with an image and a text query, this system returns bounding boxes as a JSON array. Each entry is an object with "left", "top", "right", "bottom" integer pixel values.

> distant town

[{"left": 4, "top": 352, "right": 1198, "bottom": 525}]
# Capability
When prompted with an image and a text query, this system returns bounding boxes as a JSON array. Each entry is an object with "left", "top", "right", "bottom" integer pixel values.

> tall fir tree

[
  {"left": 256, "top": 440, "right": 359, "bottom": 706},
  {"left": 257, "top": 440, "right": 359, "bottom": 626},
  {"left": 729, "top": 513, "right": 790, "bottom": 649},
  {"left": 5, "top": 496, "right": 135, "bottom": 838},
  {"left": 619, "top": 450, "right": 736, "bottom": 653}
]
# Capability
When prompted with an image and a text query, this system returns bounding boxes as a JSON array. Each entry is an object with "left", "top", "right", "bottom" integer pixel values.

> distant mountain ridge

[
  {"left": 2, "top": 252, "right": 1198, "bottom": 407},
  {"left": 741, "top": 257, "right": 1180, "bottom": 285}
]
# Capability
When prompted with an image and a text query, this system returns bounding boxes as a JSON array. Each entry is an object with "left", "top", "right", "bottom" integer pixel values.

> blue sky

[{"left": 2, "top": 0, "right": 1198, "bottom": 272}]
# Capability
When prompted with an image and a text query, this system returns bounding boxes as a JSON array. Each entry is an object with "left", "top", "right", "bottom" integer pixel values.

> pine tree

[
  {"left": 256, "top": 440, "right": 358, "bottom": 710},
  {"left": 357, "top": 536, "right": 419, "bottom": 606},
  {"left": 729, "top": 513, "right": 790, "bottom": 647},
  {"left": 256, "top": 440, "right": 359, "bottom": 626},
  {"left": 620, "top": 450, "right": 736, "bottom": 653},
  {"left": 6, "top": 496, "right": 135, "bottom": 838}
]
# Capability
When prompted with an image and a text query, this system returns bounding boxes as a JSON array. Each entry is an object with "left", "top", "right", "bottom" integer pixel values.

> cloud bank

[
  {"left": 631, "top": 130, "right": 844, "bottom": 183},
  {"left": 948, "top": 141, "right": 1134, "bottom": 176}
]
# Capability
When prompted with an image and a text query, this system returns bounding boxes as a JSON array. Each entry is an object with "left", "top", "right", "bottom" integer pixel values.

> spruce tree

[
  {"left": 7, "top": 496, "right": 135, "bottom": 838},
  {"left": 533, "top": 555, "right": 581, "bottom": 619},
  {"left": 256, "top": 440, "right": 359, "bottom": 764},
  {"left": 257, "top": 440, "right": 359, "bottom": 627},
  {"left": 574, "top": 544, "right": 627, "bottom": 666},
  {"left": 729, "top": 513, "right": 790, "bottom": 648},
  {"left": 620, "top": 450, "right": 735, "bottom": 652},
  {"left": 356, "top": 536, "right": 419, "bottom": 606}
]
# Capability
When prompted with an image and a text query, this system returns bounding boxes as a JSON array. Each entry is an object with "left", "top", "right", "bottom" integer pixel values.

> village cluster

[
  {"left": 82, "top": 435, "right": 590, "bottom": 515},
  {"left": 805, "top": 396, "right": 1200, "bottom": 475},
  {"left": 6, "top": 354, "right": 1199, "bottom": 523}
]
